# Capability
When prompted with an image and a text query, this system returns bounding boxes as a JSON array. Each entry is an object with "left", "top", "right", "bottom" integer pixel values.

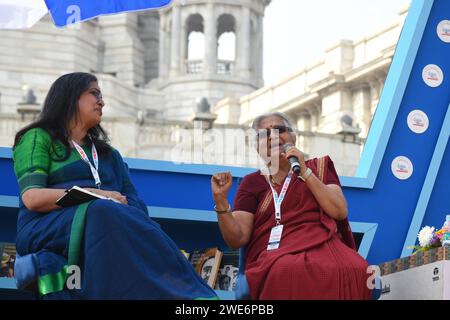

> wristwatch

[{"left": 299, "top": 167, "right": 312, "bottom": 182}]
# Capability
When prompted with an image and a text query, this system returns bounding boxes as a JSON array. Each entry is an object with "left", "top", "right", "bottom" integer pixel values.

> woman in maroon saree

[{"left": 211, "top": 112, "right": 371, "bottom": 300}]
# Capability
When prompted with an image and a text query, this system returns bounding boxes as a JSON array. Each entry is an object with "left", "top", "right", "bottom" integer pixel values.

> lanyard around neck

[
  {"left": 267, "top": 172, "right": 292, "bottom": 225},
  {"left": 72, "top": 139, "right": 101, "bottom": 188}
]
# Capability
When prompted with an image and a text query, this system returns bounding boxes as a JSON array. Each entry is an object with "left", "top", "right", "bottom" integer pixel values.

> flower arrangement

[{"left": 409, "top": 226, "right": 444, "bottom": 255}]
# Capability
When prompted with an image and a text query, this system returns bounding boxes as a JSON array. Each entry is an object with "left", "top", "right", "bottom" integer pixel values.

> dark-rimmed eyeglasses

[
  {"left": 90, "top": 90, "right": 103, "bottom": 102},
  {"left": 256, "top": 125, "right": 293, "bottom": 140}
]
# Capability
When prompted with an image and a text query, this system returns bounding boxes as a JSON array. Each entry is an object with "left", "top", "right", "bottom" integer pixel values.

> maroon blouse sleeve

[
  {"left": 233, "top": 174, "right": 258, "bottom": 214},
  {"left": 325, "top": 156, "right": 341, "bottom": 186}
]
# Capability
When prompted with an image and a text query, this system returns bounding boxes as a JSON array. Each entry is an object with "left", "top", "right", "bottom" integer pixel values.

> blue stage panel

[{"left": 1, "top": 0, "right": 450, "bottom": 293}]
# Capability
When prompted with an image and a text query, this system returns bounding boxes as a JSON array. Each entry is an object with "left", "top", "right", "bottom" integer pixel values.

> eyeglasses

[
  {"left": 90, "top": 90, "right": 103, "bottom": 102},
  {"left": 256, "top": 125, "right": 293, "bottom": 140}
]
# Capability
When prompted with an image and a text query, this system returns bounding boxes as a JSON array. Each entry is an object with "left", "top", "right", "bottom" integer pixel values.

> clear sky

[{"left": 263, "top": 0, "right": 411, "bottom": 85}]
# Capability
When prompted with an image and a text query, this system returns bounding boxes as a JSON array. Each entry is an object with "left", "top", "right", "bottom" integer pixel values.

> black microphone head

[
  {"left": 282, "top": 143, "right": 301, "bottom": 175},
  {"left": 291, "top": 164, "right": 301, "bottom": 174}
]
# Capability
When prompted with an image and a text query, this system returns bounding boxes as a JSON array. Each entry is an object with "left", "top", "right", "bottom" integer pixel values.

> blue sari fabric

[{"left": 14, "top": 129, "right": 217, "bottom": 299}]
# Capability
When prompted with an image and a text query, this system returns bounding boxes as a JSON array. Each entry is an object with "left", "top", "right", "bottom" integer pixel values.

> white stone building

[
  {"left": 0, "top": 1, "right": 408, "bottom": 176},
  {"left": 214, "top": 8, "right": 408, "bottom": 140},
  {"left": 0, "top": 0, "right": 269, "bottom": 119}
]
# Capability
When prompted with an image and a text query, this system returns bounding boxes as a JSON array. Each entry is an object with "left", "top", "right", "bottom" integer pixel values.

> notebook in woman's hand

[{"left": 56, "top": 186, "right": 106, "bottom": 207}]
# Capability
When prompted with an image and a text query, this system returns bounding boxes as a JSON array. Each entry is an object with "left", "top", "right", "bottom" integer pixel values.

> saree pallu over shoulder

[
  {"left": 316, "top": 156, "right": 356, "bottom": 250},
  {"left": 13, "top": 128, "right": 52, "bottom": 196}
]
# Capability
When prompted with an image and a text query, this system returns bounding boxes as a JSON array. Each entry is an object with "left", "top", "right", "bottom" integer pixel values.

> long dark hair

[{"left": 13, "top": 72, "right": 111, "bottom": 161}]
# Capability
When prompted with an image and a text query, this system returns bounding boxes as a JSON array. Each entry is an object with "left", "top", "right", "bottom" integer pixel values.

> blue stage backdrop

[{"left": 0, "top": 0, "right": 449, "bottom": 269}]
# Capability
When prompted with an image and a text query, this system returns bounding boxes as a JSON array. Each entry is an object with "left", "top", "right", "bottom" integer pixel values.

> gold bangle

[{"left": 214, "top": 204, "right": 231, "bottom": 214}]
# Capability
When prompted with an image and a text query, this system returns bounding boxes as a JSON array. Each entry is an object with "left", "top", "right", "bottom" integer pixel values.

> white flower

[{"left": 418, "top": 226, "right": 435, "bottom": 247}]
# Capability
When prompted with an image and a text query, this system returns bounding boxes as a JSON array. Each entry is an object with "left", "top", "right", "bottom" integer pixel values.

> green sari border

[
  {"left": 37, "top": 201, "right": 93, "bottom": 296},
  {"left": 68, "top": 201, "right": 92, "bottom": 266},
  {"left": 37, "top": 265, "right": 69, "bottom": 296}
]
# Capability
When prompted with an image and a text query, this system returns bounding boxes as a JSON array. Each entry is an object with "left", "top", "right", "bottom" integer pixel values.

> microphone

[{"left": 282, "top": 143, "right": 301, "bottom": 176}]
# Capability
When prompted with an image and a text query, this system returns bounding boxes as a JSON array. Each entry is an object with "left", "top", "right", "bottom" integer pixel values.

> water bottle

[{"left": 442, "top": 215, "right": 450, "bottom": 247}]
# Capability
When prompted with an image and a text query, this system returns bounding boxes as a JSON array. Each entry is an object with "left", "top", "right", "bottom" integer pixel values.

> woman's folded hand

[
  {"left": 102, "top": 190, "right": 128, "bottom": 205},
  {"left": 85, "top": 188, "right": 128, "bottom": 205}
]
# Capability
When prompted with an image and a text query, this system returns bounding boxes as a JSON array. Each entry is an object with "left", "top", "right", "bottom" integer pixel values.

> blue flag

[{"left": 44, "top": 0, "right": 172, "bottom": 27}]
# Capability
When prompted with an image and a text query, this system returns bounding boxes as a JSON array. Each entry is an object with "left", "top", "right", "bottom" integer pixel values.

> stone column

[
  {"left": 361, "top": 85, "right": 372, "bottom": 138},
  {"left": 319, "top": 87, "right": 353, "bottom": 134},
  {"left": 180, "top": 18, "right": 187, "bottom": 73},
  {"left": 368, "top": 78, "right": 382, "bottom": 117},
  {"left": 170, "top": 4, "right": 181, "bottom": 76},
  {"left": 204, "top": 3, "right": 217, "bottom": 77},
  {"left": 256, "top": 14, "right": 264, "bottom": 87},
  {"left": 297, "top": 112, "right": 312, "bottom": 132},
  {"left": 238, "top": 6, "right": 251, "bottom": 79},
  {"left": 159, "top": 13, "right": 168, "bottom": 78}
]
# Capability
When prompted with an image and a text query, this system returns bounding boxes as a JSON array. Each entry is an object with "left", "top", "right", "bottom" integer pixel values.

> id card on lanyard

[
  {"left": 72, "top": 140, "right": 101, "bottom": 188},
  {"left": 267, "top": 172, "right": 292, "bottom": 250}
]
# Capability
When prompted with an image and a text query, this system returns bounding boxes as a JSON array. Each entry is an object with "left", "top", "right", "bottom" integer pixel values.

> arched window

[
  {"left": 186, "top": 14, "right": 204, "bottom": 74},
  {"left": 188, "top": 32, "right": 205, "bottom": 60},
  {"left": 218, "top": 32, "right": 235, "bottom": 61},
  {"left": 217, "top": 14, "right": 236, "bottom": 74}
]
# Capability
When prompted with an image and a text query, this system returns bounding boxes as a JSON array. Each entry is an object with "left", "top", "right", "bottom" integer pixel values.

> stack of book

[
  {"left": 378, "top": 246, "right": 450, "bottom": 299},
  {"left": 379, "top": 246, "right": 450, "bottom": 276},
  {"left": 181, "top": 247, "right": 240, "bottom": 291},
  {"left": 214, "top": 249, "right": 240, "bottom": 292},
  {"left": 187, "top": 248, "right": 223, "bottom": 289},
  {"left": 1, "top": 243, "right": 16, "bottom": 278}
]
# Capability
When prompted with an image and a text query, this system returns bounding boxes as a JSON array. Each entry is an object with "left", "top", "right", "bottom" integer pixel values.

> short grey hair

[{"left": 251, "top": 112, "right": 295, "bottom": 130}]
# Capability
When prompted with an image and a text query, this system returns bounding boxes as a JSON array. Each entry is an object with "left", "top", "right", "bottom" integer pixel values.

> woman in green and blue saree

[{"left": 13, "top": 72, "right": 218, "bottom": 300}]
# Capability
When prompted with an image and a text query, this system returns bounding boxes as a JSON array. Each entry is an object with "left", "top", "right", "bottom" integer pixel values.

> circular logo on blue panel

[
  {"left": 422, "top": 64, "right": 444, "bottom": 87},
  {"left": 407, "top": 110, "right": 429, "bottom": 134},
  {"left": 437, "top": 20, "right": 450, "bottom": 43},
  {"left": 391, "top": 156, "right": 413, "bottom": 180}
]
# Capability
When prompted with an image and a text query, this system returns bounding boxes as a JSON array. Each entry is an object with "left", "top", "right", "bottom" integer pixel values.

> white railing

[
  {"left": 186, "top": 60, "right": 203, "bottom": 74},
  {"left": 185, "top": 60, "right": 235, "bottom": 75},
  {"left": 217, "top": 60, "right": 234, "bottom": 75}
]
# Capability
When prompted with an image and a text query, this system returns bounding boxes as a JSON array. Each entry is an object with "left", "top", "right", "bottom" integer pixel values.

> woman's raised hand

[{"left": 211, "top": 172, "right": 233, "bottom": 200}]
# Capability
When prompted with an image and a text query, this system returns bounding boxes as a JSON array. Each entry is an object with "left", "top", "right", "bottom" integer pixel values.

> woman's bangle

[{"left": 214, "top": 204, "right": 231, "bottom": 214}]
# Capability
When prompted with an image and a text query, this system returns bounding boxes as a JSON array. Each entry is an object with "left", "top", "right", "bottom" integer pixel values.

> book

[
  {"left": 55, "top": 186, "right": 120, "bottom": 207},
  {"left": 188, "top": 248, "right": 222, "bottom": 289},
  {"left": 214, "top": 249, "right": 240, "bottom": 291},
  {"left": 0, "top": 243, "right": 16, "bottom": 278}
]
